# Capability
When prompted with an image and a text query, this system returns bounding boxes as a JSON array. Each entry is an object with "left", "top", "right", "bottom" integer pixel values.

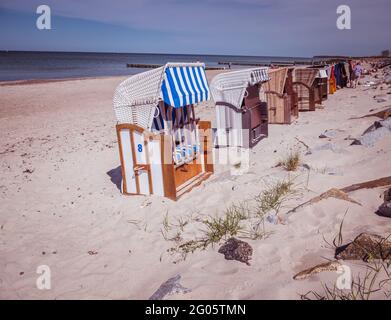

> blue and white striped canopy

[{"left": 161, "top": 64, "right": 210, "bottom": 108}]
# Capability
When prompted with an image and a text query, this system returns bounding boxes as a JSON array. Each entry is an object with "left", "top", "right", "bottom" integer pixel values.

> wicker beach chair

[
  {"left": 264, "top": 67, "right": 298, "bottom": 124},
  {"left": 309, "top": 67, "right": 328, "bottom": 103},
  {"left": 210, "top": 67, "right": 269, "bottom": 149},
  {"left": 292, "top": 68, "right": 319, "bottom": 111},
  {"left": 113, "top": 63, "right": 214, "bottom": 200}
]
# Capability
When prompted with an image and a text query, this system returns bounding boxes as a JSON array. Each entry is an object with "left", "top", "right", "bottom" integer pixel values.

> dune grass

[
  {"left": 161, "top": 178, "right": 296, "bottom": 262},
  {"left": 277, "top": 149, "right": 301, "bottom": 171},
  {"left": 254, "top": 179, "right": 295, "bottom": 216}
]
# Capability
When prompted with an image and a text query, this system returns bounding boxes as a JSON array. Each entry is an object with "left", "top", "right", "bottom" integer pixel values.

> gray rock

[
  {"left": 362, "top": 121, "right": 383, "bottom": 135},
  {"left": 302, "top": 163, "right": 311, "bottom": 170},
  {"left": 351, "top": 118, "right": 391, "bottom": 147},
  {"left": 376, "top": 188, "right": 391, "bottom": 218},
  {"left": 149, "top": 274, "right": 191, "bottom": 300},
  {"left": 327, "top": 168, "right": 343, "bottom": 176},
  {"left": 218, "top": 237, "right": 253, "bottom": 265},
  {"left": 308, "top": 143, "right": 345, "bottom": 154},
  {"left": 335, "top": 233, "right": 391, "bottom": 261},
  {"left": 377, "top": 202, "right": 391, "bottom": 218},
  {"left": 358, "top": 127, "right": 390, "bottom": 147},
  {"left": 266, "top": 215, "right": 278, "bottom": 224},
  {"left": 319, "top": 129, "right": 338, "bottom": 139}
]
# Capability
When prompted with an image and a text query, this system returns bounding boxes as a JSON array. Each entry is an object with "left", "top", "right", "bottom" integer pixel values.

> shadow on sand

[{"left": 107, "top": 166, "right": 122, "bottom": 191}]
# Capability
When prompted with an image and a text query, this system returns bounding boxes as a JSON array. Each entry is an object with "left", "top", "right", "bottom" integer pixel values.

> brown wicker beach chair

[
  {"left": 292, "top": 68, "right": 320, "bottom": 111},
  {"left": 307, "top": 66, "right": 328, "bottom": 103},
  {"left": 264, "top": 67, "right": 298, "bottom": 124}
]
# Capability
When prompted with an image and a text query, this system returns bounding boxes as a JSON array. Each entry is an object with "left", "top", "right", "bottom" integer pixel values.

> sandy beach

[{"left": 1, "top": 66, "right": 391, "bottom": 300}]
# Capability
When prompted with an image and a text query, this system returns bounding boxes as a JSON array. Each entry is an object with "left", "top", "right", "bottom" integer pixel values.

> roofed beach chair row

[{"left": 112, "top": 61, "right": 346, "bottom": 200}]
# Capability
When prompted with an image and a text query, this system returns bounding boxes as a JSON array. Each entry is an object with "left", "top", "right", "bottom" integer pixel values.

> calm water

[{"left": 0, "top": 51, "right": 312, "bottom": 81}]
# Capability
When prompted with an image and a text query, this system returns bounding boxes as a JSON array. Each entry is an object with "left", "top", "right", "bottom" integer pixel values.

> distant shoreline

[{"left": 0, "top": 75, "right": 126, "bottom": 87}]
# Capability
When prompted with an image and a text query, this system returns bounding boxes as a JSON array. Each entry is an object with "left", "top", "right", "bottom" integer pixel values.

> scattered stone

[
  {"left": 376, "top": 188, "right": 391, "bottom": 218},
  {"left": 149, "top": 274, "right": 191, "bottom": 300},
  {"left": 218, "top": 237, "right": 253, "bottom": 265},
  {"left": 351, "top": 118, "right": 391, "bottom": 147},
  {"left": 325, "top": 168, "right": 343, "bottom": 176},
  {"left": 377, "top": 202, "right": 391, "bottom": 218},
  {"left": 293, "top": 261, "right": 342, "bottom": 280},
  {"left": 362, "top": 121, "right": 383, "bottom": 135},
  {"left": 318, "top": 129, "right": 338, "bottom": 139},
  {"left": 88, "top": 250, "right": 98, "bottom": 255},
  {"left": 377, "top": 99, "right": 387, "bottom": 103},
  {"left": 266, "top": 215, "right": 278, "bottom": 225},
  {"left": 307, "top": 143, "right": 345, "bottom": 155},
  {"left": 335, "top": 233, "right": 391, "bottom": 261}
]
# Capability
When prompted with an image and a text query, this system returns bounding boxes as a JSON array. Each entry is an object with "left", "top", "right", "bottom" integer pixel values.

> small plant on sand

[
  {"left": 323, "top": 209, "right": 348, "bottom": 250},
  {"left": 254, "top": 179, "right": 295, "bottom": 216},
  {"left": 277, "top": 149, "right": 301, "bottom": 171},
  {"left": 202, "top": 203, "right": 249, "bottom": 245},
  {"left": 162, "top": 201, "right": 270, "bottom": 262}
]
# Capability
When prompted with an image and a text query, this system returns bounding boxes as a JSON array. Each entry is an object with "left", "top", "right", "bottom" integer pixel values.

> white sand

[{"left": 0, "top": 69, "right": 390, "bottom": 299}]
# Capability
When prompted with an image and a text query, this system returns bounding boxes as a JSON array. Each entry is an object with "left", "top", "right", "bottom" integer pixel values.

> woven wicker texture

[
  {"left": 113, "top": 66, "right": 164, "bottom": 129},
  {"left": 113, "top": 62, "right": 208, "bottom": 131},
  {"left": 264, "top": 68, "right": 288, "bottom": 123},
  {"left": 210, "top": 67, "right": 269, "bottom": 109},
  {"left": 264, "top": 68, "right": 287, "bottom": 95},
  {"left": 292, "top": 68, "right": 318, "bottom": 110}
]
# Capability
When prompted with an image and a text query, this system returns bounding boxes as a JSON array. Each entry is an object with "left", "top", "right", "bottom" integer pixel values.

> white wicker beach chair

[
  {"left": 210, "top": 67, "right": 269, "bottom": 149},
  {"left": 112, "top": 62, "right": 214, "bottom": 200},
  {"left": 210, "top": 67, "right": 269, "bottom": 110},
  {"left": 113, "top": 62, "right": 210, "bottom": 132}
]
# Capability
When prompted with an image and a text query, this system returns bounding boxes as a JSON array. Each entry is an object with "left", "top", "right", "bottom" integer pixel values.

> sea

[{"left": 0, "top": 51, "right": 313, "bottom": 81}]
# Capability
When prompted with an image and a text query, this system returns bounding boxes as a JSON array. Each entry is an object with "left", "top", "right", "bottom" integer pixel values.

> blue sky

[{"left": 0, "top": 0, "right": 390, "bottom": 56}]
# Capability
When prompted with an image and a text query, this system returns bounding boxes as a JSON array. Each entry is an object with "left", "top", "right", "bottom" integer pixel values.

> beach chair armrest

[
  {"left": 264, "top": 90, "right": 286, "bottom": 99},
  {"left": 292, "top": 81, "right": 312, "bottom": 90}
]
